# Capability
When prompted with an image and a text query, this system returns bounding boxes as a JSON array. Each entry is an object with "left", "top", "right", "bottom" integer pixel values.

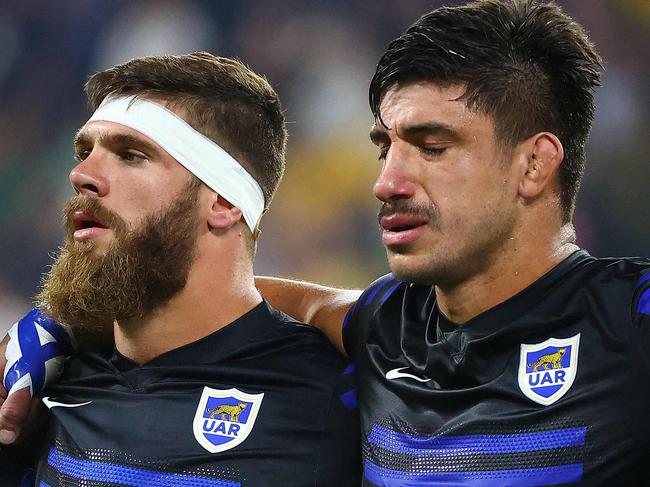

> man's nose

[
  {"left": 373, "top": 145, "right": 417, "bottom": 202},
  {"left": 69, "top": 153, "right": 109, "bottom": 197}
]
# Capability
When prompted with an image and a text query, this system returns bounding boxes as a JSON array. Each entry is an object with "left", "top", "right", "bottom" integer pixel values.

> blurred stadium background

[{"left": 0, "top": 0, "right": 648, "bottom": 332}]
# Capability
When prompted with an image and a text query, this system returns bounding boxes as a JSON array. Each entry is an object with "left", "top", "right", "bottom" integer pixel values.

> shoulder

[
  {"left": 58, "top": 349, "right": 112, "bottom": 376},
  {"left": 342, "top": 275, "right": 432, "bottom": 358},
  {"left": 547, "top": 252, "right": 648, "bottom": 290},
  {"left": 262, "top": 302, "right": 338, "bottom": 345},
  {"left": 356, "top": 274, "right": 408, "bottom": 308},
  {"left": 251, "top": 305, "right": 358, "bottom": 422},
  {"left": 579, "top": 255, "right": 649, "bottom": 277},
  {"left": 561, "top": 255, "right": 650, "bottom": 330},
  {"left": 568, "top": 255, "right": 650, "bottom": 294},
  {"left": 345, "top": 274, "right": 431, "bottom": 325},
  {"left": 251, "top": 303, "right": 349, "bottom": 375}
]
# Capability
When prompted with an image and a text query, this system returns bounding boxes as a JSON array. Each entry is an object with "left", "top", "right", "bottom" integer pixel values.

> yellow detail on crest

[
  {"left": 206, "top": 402, "right": 248, "bottom": 423},
  {"left": 528, "top": 348, "right": 566, "bottom": 372}
]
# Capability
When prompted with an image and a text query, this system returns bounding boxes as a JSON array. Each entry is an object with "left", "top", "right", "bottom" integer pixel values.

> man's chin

[
  {"left": 70, "top": 234, "right": 114, "bottom": 256},
  {"left": 387, "top": 253, "right": 436, "bottom": 285}
]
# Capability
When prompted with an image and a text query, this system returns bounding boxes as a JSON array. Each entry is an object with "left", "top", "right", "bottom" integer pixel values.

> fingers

[
  {"left": 1, "top": 332, "right": 33, "bottom": 444},
  {"left": 0, "top": 387, "right": 32, "bottom": 444},
  {"left": 0, "top": 334, "right": 8, "bottom": 402},
  {"left": 0, "top": 334, "right": 8, "bottom": 380}
]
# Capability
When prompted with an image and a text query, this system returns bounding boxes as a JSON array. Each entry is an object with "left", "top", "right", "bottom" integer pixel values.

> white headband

[{"left": 86, "top": 95, "right": 265, "bottom": 233}]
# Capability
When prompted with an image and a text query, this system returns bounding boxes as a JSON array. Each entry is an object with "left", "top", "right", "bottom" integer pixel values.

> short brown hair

[
  {"left": 85, "top": 52, "right": 287, "bottom": 207},
  {"left": 370, "top": 0, "right": 602, "bottom": 223}
]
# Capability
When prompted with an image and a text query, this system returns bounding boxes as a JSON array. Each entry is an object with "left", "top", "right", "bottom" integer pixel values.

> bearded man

[
  {"left": 0, "top": 52, "right": 360, "bottom": 486},
  {"left": 6, "top": 2, "right": 650, "bottom": 486}
]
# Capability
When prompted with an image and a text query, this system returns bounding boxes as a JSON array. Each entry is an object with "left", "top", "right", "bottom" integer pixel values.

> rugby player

[
  {"left": 264, "top": 0, "right": 650, "bottom": 484},
  {"left": 0, "top": 52, "right": 360, "bottom": 486},
  {"left": 3, "top": 1, "right": 650, "bottom": 486}
]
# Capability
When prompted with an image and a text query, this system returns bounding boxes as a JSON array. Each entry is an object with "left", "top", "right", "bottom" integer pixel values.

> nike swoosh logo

[
  {"left": 385, "top": 367, "right": 431, "bottom": 383},
  {"left": 42, "top": 397, "right": 92, "bottom": 409}
]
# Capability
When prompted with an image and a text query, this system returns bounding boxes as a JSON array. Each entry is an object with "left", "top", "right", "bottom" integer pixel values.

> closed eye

[{"left": 421, "top": 147, "right": 446, "bottom": 156}]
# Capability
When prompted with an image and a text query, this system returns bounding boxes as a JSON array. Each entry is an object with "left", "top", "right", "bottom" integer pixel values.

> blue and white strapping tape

[{"left": 3, "top": 308, "right": 75, "bottom": 396}]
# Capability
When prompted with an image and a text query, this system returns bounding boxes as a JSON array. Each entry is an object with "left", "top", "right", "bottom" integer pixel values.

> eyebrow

[
  {"left": 369, "top": 122, "right": 459, "bottom": 145},
  {"left": 400, "top": 122, "right": 459, "bottom": 140},
  {"left": 73, "top": 130, "right": 160, "bottom": 155},
  {"left": 369, "top": 126, "right": 390, "bottom": 146}
]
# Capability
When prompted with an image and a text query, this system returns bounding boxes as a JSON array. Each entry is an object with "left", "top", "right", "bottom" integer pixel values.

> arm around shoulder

[{"left": 256, "top": 276, "right": 361, "bottom": 355}]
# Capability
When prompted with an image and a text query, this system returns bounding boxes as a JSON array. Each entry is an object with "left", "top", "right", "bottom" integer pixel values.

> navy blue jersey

[
  {"left": 343, "top": 250, "right": 650, "bottom": 486},
  {"left": 0, "top": 447, "right": 30, "bottom": 485},
  {"left": 34, "top": 301, "right": 360, "bottom": 486}
]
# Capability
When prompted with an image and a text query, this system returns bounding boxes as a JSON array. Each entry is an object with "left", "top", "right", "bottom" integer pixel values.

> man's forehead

[
  {"left": 378, "top": 82, "right": 467, "bottom": 119},
  {"left": 75, "top": 121, "right": 161, "bottom": 152},
  {"left": 371, "top": 82, "right": 487, "bottom": 137}
]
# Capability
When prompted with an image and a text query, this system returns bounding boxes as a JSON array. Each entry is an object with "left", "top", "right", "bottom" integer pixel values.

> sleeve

[
  {"left": 631, "top": 268, "right": 650, "bottom": 372},
  {"left": 342, "top": 274, "right": 401, "bottom": 359},
  {"left": 315, "top": 362, "right": 362, "bottom": 487}
]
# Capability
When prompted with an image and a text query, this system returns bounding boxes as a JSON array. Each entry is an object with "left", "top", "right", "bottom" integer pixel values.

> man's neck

[
  {"left": 435, "top": 224, "right": 579, "bottom": 324},
  {"left": 114, "top": 254, "right": 261, "bottom": 364}
]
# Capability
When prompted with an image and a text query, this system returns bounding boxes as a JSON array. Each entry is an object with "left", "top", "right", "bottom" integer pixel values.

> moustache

[
  {"left": 377, "top": 200, "right": 438, "bottom": 224},
  {"left": 63, "top": 196, "right": 128, "bottom": 239}
]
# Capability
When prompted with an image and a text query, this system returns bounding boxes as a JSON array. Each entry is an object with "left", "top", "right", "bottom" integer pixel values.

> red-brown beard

[{"left": 36, "top": 178, "right": 202, "bottom": 338}]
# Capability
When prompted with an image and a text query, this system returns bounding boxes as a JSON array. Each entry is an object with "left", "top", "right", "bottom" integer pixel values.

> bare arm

[{"left": 256, "top": 276, "right": 361, "bottom": 356}]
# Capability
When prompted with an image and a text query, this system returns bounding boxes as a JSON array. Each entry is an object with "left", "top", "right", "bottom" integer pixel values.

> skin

[
  {"left": 70, "top": 114, "right": 261, "bottom": 362},
  {"left": 69, "top": 126, "right": 193, "bottom": 253},
  {"left": 371, "top": 81, "right": 578, "bottom": 323},
  {"left": 0, "top": 101, "right": 262, "bottom": 442}
]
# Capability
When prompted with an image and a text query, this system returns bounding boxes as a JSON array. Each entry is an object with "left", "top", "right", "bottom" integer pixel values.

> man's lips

[
  {"left": 71, "top": 211, "right": 110, "bottom": 241},
  {"left": 380, "top": 214, "right": 429, "bottom": 232},
  {"left": 72, "top": 211, "right": 108, "bottom": 231},
  {"left": 379, "top": 214, "right": 429, "bottom": 247}
]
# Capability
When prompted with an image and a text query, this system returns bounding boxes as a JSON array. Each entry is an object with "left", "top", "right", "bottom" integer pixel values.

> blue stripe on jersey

[
  {"left": 343, "top": 275, "right": 395, "bottom": 330},
  {"left": 379, "top": 280, "right": 402, "bottom": 305},
  {"left": 637, "top": 288, "right": 650, "bottom": 315},
  {"left": 339, "top": 388, "right": 358, "bottom": 411},
  {"left": 342, "top": 363, "right": 356, "bottom": 376},
  {"left": 47, "top": 448, "right": 240, "bottom": 487},
  {"left": 39, "top": 483, "right": 51, "bottom": 487},
  {"left": 367, "top": 424, "right": 586, "bottom": 455},
  {"left": 637, "top": 272, "right": 650, "bottom": 287},
  {"left": 363, "top": 275, "right": 397, "bottom": 306},
  {"left": 364, "top": 459, "right": 583, "bottom": 487},
  {"left": 342, "top": 299, "right": 361, "bottom": 330}
]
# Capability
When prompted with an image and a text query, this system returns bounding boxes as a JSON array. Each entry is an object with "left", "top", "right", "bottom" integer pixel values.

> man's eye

[
  {"left": 120, "top": 151, "right": 147, "bottom": 163},
  {"left": 74, "top": 150, "right": 90, "bottom": 162},
  {"left": 421, "top": 147, "right": 446, "bottom": 156},
  {"left": 378, "top": 147, "right": 389, "bottom": 161}
]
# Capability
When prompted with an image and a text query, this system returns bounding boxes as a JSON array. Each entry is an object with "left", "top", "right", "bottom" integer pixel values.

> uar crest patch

[
  {"left": 193, "top": 386, "right": 264, "bottom": 453},
  {"left": 518, "top": 334, "right": 580, "bottom": 406}
]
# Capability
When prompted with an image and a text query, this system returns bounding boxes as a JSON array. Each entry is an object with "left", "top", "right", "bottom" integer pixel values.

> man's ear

[
  {"left": 518, "top": 132, "right": 564, "bottom": 199},
  {"left": 206, "top": 193, "right": 243, "bottom": 230}
]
